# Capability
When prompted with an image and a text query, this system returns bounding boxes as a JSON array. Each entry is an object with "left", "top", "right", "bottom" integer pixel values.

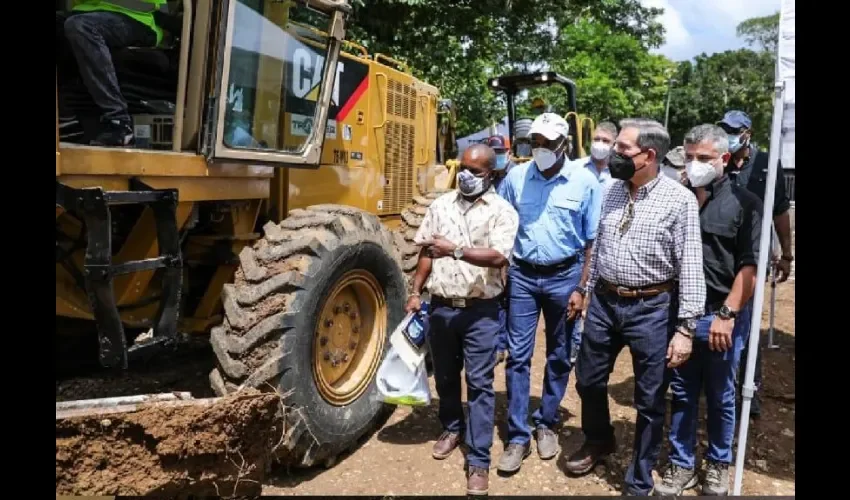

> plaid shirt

[{"left": 587, "top": 175, "right": 706, "bottom": 319}]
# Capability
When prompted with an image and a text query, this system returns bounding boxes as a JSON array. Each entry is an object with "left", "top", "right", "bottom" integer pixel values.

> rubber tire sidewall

[{"left": 281, "top": 239, "right": 405, "bottom": 452}]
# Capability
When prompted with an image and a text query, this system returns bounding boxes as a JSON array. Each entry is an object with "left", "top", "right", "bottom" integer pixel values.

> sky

[{"left": 643, "top": 0, "right": 782, "bottom": 61}]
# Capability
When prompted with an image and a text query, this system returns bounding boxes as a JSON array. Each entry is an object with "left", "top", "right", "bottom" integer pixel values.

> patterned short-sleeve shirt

[{"left": 414, "top": 187, "right": 519, "bottom": 299}]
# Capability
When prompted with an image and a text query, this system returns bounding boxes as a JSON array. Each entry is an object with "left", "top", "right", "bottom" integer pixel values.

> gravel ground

[{"left": 264, "top": 284, "right": 796, "bottom": 496}]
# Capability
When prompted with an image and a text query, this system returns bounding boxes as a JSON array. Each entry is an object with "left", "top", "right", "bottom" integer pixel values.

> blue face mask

[
  {"left": 728, "top": 133, "right": 748, "bottom": 153},
  {"left": 494, "top": 154, "right": 508, "bottom": 171}
]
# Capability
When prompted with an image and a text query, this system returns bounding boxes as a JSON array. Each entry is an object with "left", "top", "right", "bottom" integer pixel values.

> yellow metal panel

[
  {"left": 140, "top": 177, "right": 270, "bottom": 202},
  {"left": 58, "top": 145, "right": 274, "bottom": 179}
]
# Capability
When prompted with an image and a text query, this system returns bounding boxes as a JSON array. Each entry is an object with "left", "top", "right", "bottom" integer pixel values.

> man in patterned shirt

[
  {"left": 405, "top": 143, "right": 519, "bottom": 495},
  {"left": 565, "top": 118, "right": 705, "bottom": 496}
]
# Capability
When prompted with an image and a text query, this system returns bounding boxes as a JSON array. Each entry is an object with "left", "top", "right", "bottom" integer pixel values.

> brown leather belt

[
  {"left": 599, "top": 278, "right": 675, "bottom": 298},
  {"left": 431, "top": 296, "right": 497, "bottom": 309}
]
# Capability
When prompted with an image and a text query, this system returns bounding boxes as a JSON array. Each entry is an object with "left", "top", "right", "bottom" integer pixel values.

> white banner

[{"left": 778, "top": 0, "right": 795, "bottom": 170}]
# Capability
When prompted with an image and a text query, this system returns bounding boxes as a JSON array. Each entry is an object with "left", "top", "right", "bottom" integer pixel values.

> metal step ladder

[{"left": 56, "top": 178, "right": 182, "bottom": 369}]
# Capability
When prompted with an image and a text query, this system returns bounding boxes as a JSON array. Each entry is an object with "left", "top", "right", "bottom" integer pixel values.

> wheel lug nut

[
  {"left": 343, "top": 353, "right": 349, "bottom": 362},
  {"left": 323, "top": 352, "right": 331, "bottom": 361},
  {"left": 333, "top": 306, "right": 341, "bottom": 314},
  {"left": 325, "top": 319, "right": 333, "bottom": 328},
  {"left": 320, "top": 336, "right": 329, "bottom": 346},
  {"left": 343, "top": 303, "right": 351, "bottom": 313},
  {"left": 349, "top": 341, "right": 357, "bottom": 350},
  {"left": 349, "top": 312, "right": 357, "bottom": 320},
  {"left": 352, "top": 326, "right": 359, "bottom": 334}
]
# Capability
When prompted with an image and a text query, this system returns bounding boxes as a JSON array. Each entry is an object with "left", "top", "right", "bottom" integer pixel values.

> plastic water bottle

[{"left": 401, "top": 301, "right": 429, "bottom": 352}]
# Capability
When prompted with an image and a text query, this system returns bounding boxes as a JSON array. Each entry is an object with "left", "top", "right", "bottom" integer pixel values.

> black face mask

[{"left": 609, "top": 151, "right": 640, "bottom": 180}]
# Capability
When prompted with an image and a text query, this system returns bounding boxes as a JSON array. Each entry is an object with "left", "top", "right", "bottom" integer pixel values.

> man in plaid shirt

[{"left": 564, "top": 119, "right": 705, "bottom": 496}]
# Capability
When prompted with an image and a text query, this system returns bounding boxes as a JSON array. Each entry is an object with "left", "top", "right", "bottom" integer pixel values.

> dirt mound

[{"left": 56, "top": 390, "right": 282, "bottom": 496}]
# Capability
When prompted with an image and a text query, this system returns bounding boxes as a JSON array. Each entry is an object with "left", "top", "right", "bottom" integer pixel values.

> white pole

[{"left": 732, "top": 81, "right": 785, "bottom": 496}]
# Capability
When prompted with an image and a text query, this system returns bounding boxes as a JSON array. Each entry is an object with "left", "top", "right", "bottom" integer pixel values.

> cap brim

[{"left": 529, "top": 127, "right": 562, "bottom": 141}]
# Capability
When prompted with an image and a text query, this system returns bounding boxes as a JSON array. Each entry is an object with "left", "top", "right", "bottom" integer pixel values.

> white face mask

[
  {"left": 590, "top": 140, "right": 611, "bottom": 161},
  {"left": 532, "top": 143, "right": 563, "bottom": 172},
  {"left": 661, "top": 165, "right": 683, "bottom": 182},
  {"left": 685, "top": 160, "right": 718, "bottom": 187}
]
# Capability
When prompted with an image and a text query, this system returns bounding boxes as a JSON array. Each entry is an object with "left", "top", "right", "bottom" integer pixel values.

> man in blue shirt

[{"left": 496, "top": 113, "right": 603, "bottom": 473}]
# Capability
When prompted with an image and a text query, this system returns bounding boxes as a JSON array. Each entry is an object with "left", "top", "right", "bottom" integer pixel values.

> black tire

[
  {"left": 392, "top": 191, "right": 447, "bottom": 289},
  {"left": 209, "top": 204, "right": 406, "bottom": 468}
]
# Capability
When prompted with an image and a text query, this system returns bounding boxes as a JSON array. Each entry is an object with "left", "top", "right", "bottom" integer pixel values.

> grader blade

[{"left": 55, "top": 392, "right": 221, "bottom": 420}]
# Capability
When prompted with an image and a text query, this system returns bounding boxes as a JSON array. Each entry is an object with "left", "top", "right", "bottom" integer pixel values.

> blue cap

[{"left": 718, "top": 110, "right": 752, "bottom": 130}]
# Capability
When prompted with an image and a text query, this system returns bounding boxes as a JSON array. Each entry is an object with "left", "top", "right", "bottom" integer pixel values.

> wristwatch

[
  {"left": 575, "top": 285, "right": 587, "bottom": 297},
  {"left": 453, "top": 246, "right": 465, "bottom": 260},
  {"left": 717, "top": 304, "right": 738, "bottom": 320},
  {"left": 677, "top": 318, "right": 696, "bottom": 338}
]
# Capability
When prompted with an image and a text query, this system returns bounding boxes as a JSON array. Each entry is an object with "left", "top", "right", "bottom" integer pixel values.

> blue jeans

[
  {"left": 668, "top": 302, "right": 754, "bottom": 468},
  {"left": 505, "top": 262, "right": 580, "bottom": 445},
  {"left": 429, "top": 300, "right": 500, "bottom": 469},
  {"left": 576, "top": 284, "right": 678, "bottom": 496}
]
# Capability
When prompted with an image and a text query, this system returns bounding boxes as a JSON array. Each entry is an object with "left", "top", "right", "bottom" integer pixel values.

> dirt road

[
  {"left": 264, "top": 284, "right": 796, "bottom": 496},
  {"left": 55, "top": 279, "right": 795, "bottom": 497}
]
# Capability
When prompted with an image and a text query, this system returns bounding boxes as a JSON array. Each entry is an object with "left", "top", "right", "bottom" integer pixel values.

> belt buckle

[
  {"left": 615, "top": 286, "right": 633, "bottom": 297},
  {"left": 451, "top": 298, "right": 467, "bottom": 308}
]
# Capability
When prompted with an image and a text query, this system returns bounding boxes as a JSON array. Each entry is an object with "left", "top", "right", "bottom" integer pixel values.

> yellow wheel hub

[{"left": 313, "top": 270, "right": 387, "bottom": 406}]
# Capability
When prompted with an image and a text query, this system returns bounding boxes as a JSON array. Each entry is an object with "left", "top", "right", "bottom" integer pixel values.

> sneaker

[
  {"left": 564, "top": 439, "right": 615, "bottom": 475},
  {"left": 702, "top": 460, "right": 730, "bottom": 496},
  {"left": 496, "top": 442, "right": 531, "bottom": 473},
  {"left": 466, "top": 466, "right": 489, "bottom": 495},
  {"left": 534, "top": 425, "right": 560, "bottom": 460},
  {"left": 91, "top": 118, "right": 134, "bottom": 147},
  {"left": 432, "top": 431, "right": 461, "bottom": 460},
  {"left": 652, "top": 463, "right": 698, "bottom": 496}
]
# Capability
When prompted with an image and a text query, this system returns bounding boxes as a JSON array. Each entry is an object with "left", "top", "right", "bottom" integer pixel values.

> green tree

[
  {"left": 346, "top": 0, "right": 667, "bottom": 136},
  {"left": 666, "top": 49, "right": 775, "bottom": 146},
  {"left": 736, "top": 12, "right": 780, "bottom": 54}
]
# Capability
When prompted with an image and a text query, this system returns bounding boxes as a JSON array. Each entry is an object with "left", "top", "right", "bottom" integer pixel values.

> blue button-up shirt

[
  {"left": 570, "top": 156, "right": 615, "bottom": 193},
  {"left": 500, "top": 160, "right": 603, "bottom": 265}
]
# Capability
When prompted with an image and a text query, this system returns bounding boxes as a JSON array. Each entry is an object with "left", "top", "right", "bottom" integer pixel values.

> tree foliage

[
  {"left": 736, "top": 12, "right": 780, "bottom": 54},
  {"left": 343, "top": 1, "right": 778, "bottom": 146}
]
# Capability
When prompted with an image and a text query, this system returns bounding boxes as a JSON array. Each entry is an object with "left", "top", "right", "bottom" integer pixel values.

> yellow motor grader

[{"left": 55, "top": 0, "right": 453, "bottom": 469}]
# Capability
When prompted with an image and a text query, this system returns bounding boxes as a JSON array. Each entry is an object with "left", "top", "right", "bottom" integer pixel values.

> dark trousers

[
  {"left": 57, "top": 11, "right": 156, "bottom": 122},
  {"left": 496, "top": 294, "right": 508, "bottom": 353},
  {"left": 576, "top": 285, "right": 678, "bottom": 495},
  {"left": 505, "top": 262, "right": 580, "bottom": 445},
  {"left": 430, "top": 300, "right": 500, "bottom": 469}
]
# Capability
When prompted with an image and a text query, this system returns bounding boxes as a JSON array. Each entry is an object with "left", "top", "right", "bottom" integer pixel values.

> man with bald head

[{"left": 406, "top": 143, "right": 519, "bottom": 495}]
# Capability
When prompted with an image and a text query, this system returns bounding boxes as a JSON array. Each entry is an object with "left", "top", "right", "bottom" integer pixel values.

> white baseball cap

[{"left": 529, "top": 113, "right": 569, "bottom": 141}]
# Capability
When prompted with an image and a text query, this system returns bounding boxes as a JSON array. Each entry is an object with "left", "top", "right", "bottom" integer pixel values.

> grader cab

[
  {"left": 487, "top": 71, "right": 596, "bottom": 161},
  {"left": 56, "top": 0, "right": 446, "bottom": 469}
]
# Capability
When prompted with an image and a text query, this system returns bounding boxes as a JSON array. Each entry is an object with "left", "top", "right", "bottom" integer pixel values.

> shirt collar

[
  {"left": 530, "top": 159, "right": 571, "bottom": 182},
  {"left": 622, "top": 173, "right": 662, "bottom": 199},
  {"left": 455, "top": 185, "right": 497, "bottom": 206},
  {"left": 584, "top": 158, "right": 610, "bottom": 180}
]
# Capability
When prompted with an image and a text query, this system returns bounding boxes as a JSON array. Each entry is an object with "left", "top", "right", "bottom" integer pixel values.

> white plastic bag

[
  {"left": 376, "top": 310, "right": 431, "bottom": 406},
  {"left": 376, "top": 343, "right": 431, "bottom": 406}
]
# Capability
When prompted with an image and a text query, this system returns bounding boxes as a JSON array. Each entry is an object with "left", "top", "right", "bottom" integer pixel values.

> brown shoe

[
  {"left": 432, "top": 431, "right": 462, "bottom": 460},
  {"left": 466, "top": 466, "right": 489, "bottom": 495},
  {"left": 564, "top": 440, "right": 615, "bottom": 475}
]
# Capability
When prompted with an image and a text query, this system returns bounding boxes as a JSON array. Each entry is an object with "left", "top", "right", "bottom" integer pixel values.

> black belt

[
  {"left": 514, "top": 255, "right": 578, "bottom": 274},
  {"left": 431, "top": 296, "right": 498, "bottom": 309}
]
